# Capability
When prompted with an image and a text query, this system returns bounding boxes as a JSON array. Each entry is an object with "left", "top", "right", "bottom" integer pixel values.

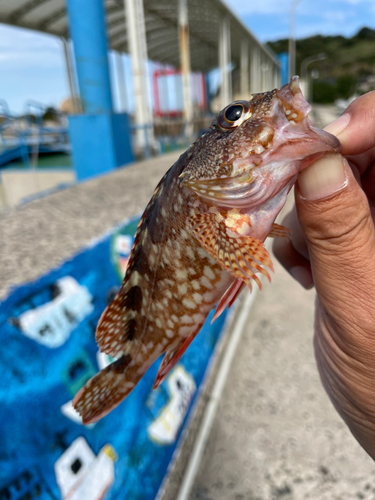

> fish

[{"left": 73, "top": 76, "right": 341, "bottom": 424}]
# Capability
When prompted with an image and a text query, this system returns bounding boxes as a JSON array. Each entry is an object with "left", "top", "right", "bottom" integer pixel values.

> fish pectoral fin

[
  {"left": 212, "top": 279, "right": 246, "bottom": 323},
  {"left": 188, "top": 211, "right": 273, "bottom": 289},
  {"left": 153, "top": 327, "right": 201, "bottom": 389},
  {"left": 268, "top": 223, "right": 291, "bottom": 239},
  {"left": 73, "top": 355, "right": 134, "bottom": 425}
]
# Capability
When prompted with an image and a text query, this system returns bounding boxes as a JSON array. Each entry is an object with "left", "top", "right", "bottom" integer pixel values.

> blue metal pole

[
  {"left": 66, "top": 0, "right": 113, "bottom": 114},
  {"left": 278, "top": 52, "right": 289, "bottom": 86}
]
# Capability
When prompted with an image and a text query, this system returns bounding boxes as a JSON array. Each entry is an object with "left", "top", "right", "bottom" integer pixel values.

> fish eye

[
  {"left": 217, "top": 101, "right": 251, "bottom": 131},
  {"left": 224, "top": 104, "right": 243, "bottom": 122}
]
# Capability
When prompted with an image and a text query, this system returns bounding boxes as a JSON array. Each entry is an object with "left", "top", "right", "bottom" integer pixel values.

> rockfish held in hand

[{"left": 73, "top": 77, "right": 341, "bottom": 424}]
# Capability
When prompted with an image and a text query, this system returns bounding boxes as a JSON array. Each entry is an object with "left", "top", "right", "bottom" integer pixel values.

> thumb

[{"left": 296, "top": 154, "right": 375, "bottom": 330}]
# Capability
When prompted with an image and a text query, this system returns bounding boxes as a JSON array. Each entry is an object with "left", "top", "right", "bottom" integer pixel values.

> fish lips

[{"left": 311, "top": 125, "right": 342, "bottom": 153}]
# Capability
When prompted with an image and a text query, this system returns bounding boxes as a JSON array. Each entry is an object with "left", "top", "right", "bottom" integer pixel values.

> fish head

[{"left": 181, "top": 76, "right": 341, "bottom": 209}]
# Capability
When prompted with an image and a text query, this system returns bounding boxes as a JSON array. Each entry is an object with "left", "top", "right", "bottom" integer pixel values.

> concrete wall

[{"left": 0, "top": 169, "right": 76, "bottom": 209}]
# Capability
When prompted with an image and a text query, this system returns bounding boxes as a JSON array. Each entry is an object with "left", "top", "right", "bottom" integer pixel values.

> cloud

[
  {"left": 225, "top": 0, "right": 374, "bottom": 15},
  {"left": 0, "top": 23, "right": 63, "bottom": 69},
  {"left": 0, "top": 24, "right": 69, "bottom": 113}
]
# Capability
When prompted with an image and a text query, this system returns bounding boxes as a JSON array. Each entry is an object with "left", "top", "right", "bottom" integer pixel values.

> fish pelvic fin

[
  {"left": 268, "top": 223, "right": 291, "bottom": 240},
  {"left": 153, "top": 325, "right": 202, "bottom": 390},
  {"left": 212, "top": 278, "right": 245, "bottom": 323}
]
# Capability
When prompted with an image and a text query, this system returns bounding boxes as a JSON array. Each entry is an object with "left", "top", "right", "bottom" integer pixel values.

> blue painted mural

[{"left": 0, "top": 216, "right": 228, "bottom": 500}]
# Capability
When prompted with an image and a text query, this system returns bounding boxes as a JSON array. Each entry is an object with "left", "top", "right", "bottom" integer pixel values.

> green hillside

[{"left": 267, "top": 27, "right": 375, "bottom": 103}]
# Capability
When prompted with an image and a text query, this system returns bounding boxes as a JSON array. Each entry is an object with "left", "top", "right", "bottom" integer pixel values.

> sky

[
  {"left": 227, "top": 0, "right": 375, "bottom": 42},
  {"left": 0, "top": 0, "right": 374, "bottom": 114}
]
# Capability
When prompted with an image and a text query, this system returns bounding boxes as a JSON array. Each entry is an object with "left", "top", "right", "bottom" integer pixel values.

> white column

[
  {"left": 219, "top": 16, "right": 231, "bottom": 108},
  {"left": 249, "top": 45, "right": 252, "bottom": 95},
  {"left": 115, "top": 52, "right": 127, "bottom": 112},
  {"left": 273, "top": 63, "right": 280, "bottom": 88},
  {"left": 137, "top": 0, "right": 154, "bottom": 145},
  {"left": 240, "top": 39, "right": 249, "bottom": 98},
  {"left": 179, "top": 0, "right": 192, "bottom": 140},
  {"left": 260, "top": 55, "right": 268, "bottom": 92},
  {"left": 125, "top": 0, "right": 153, "bottom": 154},
  {"left": 265, "top": 61, "right": 271, "bottom": 91},
  {"left": 250, "top": 46, "right": 260, "bottom": 93}
]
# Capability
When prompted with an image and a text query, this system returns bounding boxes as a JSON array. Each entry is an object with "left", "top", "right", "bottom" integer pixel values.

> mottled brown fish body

[
  {"left": 73, "top": 155, "right": 234, "bottom": 424},
  {"left": 73, "top": 77, "right": 341, "bottom": 424}
]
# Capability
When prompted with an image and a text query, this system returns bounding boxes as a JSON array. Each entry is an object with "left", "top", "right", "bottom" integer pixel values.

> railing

[
  {"left": 0, "top": 100, "right": 30, "bottom": 166},
  {"left": 130, "top": 115, "right": 213, "bottom": 159},
  {"left": 0, "top": 100, "right": 70, "bottom": 168}
]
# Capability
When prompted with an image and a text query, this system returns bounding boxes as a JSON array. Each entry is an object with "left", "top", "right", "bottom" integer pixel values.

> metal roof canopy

[{"left": 0, "top": 0, "right": 279, "bottom": 72}]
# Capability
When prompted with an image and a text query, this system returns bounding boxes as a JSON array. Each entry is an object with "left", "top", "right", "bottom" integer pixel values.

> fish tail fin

[{"left": 73, "top": 354, "right": 141, "bottom": 424}]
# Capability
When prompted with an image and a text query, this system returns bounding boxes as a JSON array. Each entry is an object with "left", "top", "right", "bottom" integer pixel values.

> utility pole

[{"left": 288, "top": 0, "right": 302, "bottom": 79}]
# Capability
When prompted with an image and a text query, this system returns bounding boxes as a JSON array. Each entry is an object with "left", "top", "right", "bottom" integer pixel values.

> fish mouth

[{"left": 182, "top": 124, "right": 342, "bottom": 209}]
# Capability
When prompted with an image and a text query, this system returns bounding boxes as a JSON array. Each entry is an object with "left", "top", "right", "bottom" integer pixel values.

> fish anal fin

[
  {"left": 211, "top": 279, "right": 246, "bottom": 324},
  {"left": 73, "top": 355, "right": 134, "bottom": 425},
  {"left": 188, "top": 210, "right": 273, "bottom": 288},
  {"left": 153, "top": 326, "right": 201, "bottom": 389},
  {"left": 268, "top": 223, "right": 291, "bottom": 239}
]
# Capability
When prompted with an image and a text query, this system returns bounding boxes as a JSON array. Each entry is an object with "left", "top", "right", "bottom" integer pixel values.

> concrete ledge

[{"left": 0, "top": 150, "right": 182, "bottom": 300}]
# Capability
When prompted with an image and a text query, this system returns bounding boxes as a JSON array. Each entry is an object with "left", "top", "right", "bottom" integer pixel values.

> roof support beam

[
  {"left": 38, "top": 7, "right": 66, "bottom": 30},
  {"left": 9, "top": 0, "right": 50, "bottom": 23},
  {"left": 145, "top": 4, "right": 218, "bottom": 55}
]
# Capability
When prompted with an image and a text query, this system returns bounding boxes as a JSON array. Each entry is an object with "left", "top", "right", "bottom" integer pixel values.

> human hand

[{"left": 273, "top": 91, "right": 375, "bottom": 459}]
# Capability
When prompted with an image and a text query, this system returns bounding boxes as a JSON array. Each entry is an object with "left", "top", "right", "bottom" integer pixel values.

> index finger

[{"left": 324, "top": 91, "right": 375, "bottom": 156}]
